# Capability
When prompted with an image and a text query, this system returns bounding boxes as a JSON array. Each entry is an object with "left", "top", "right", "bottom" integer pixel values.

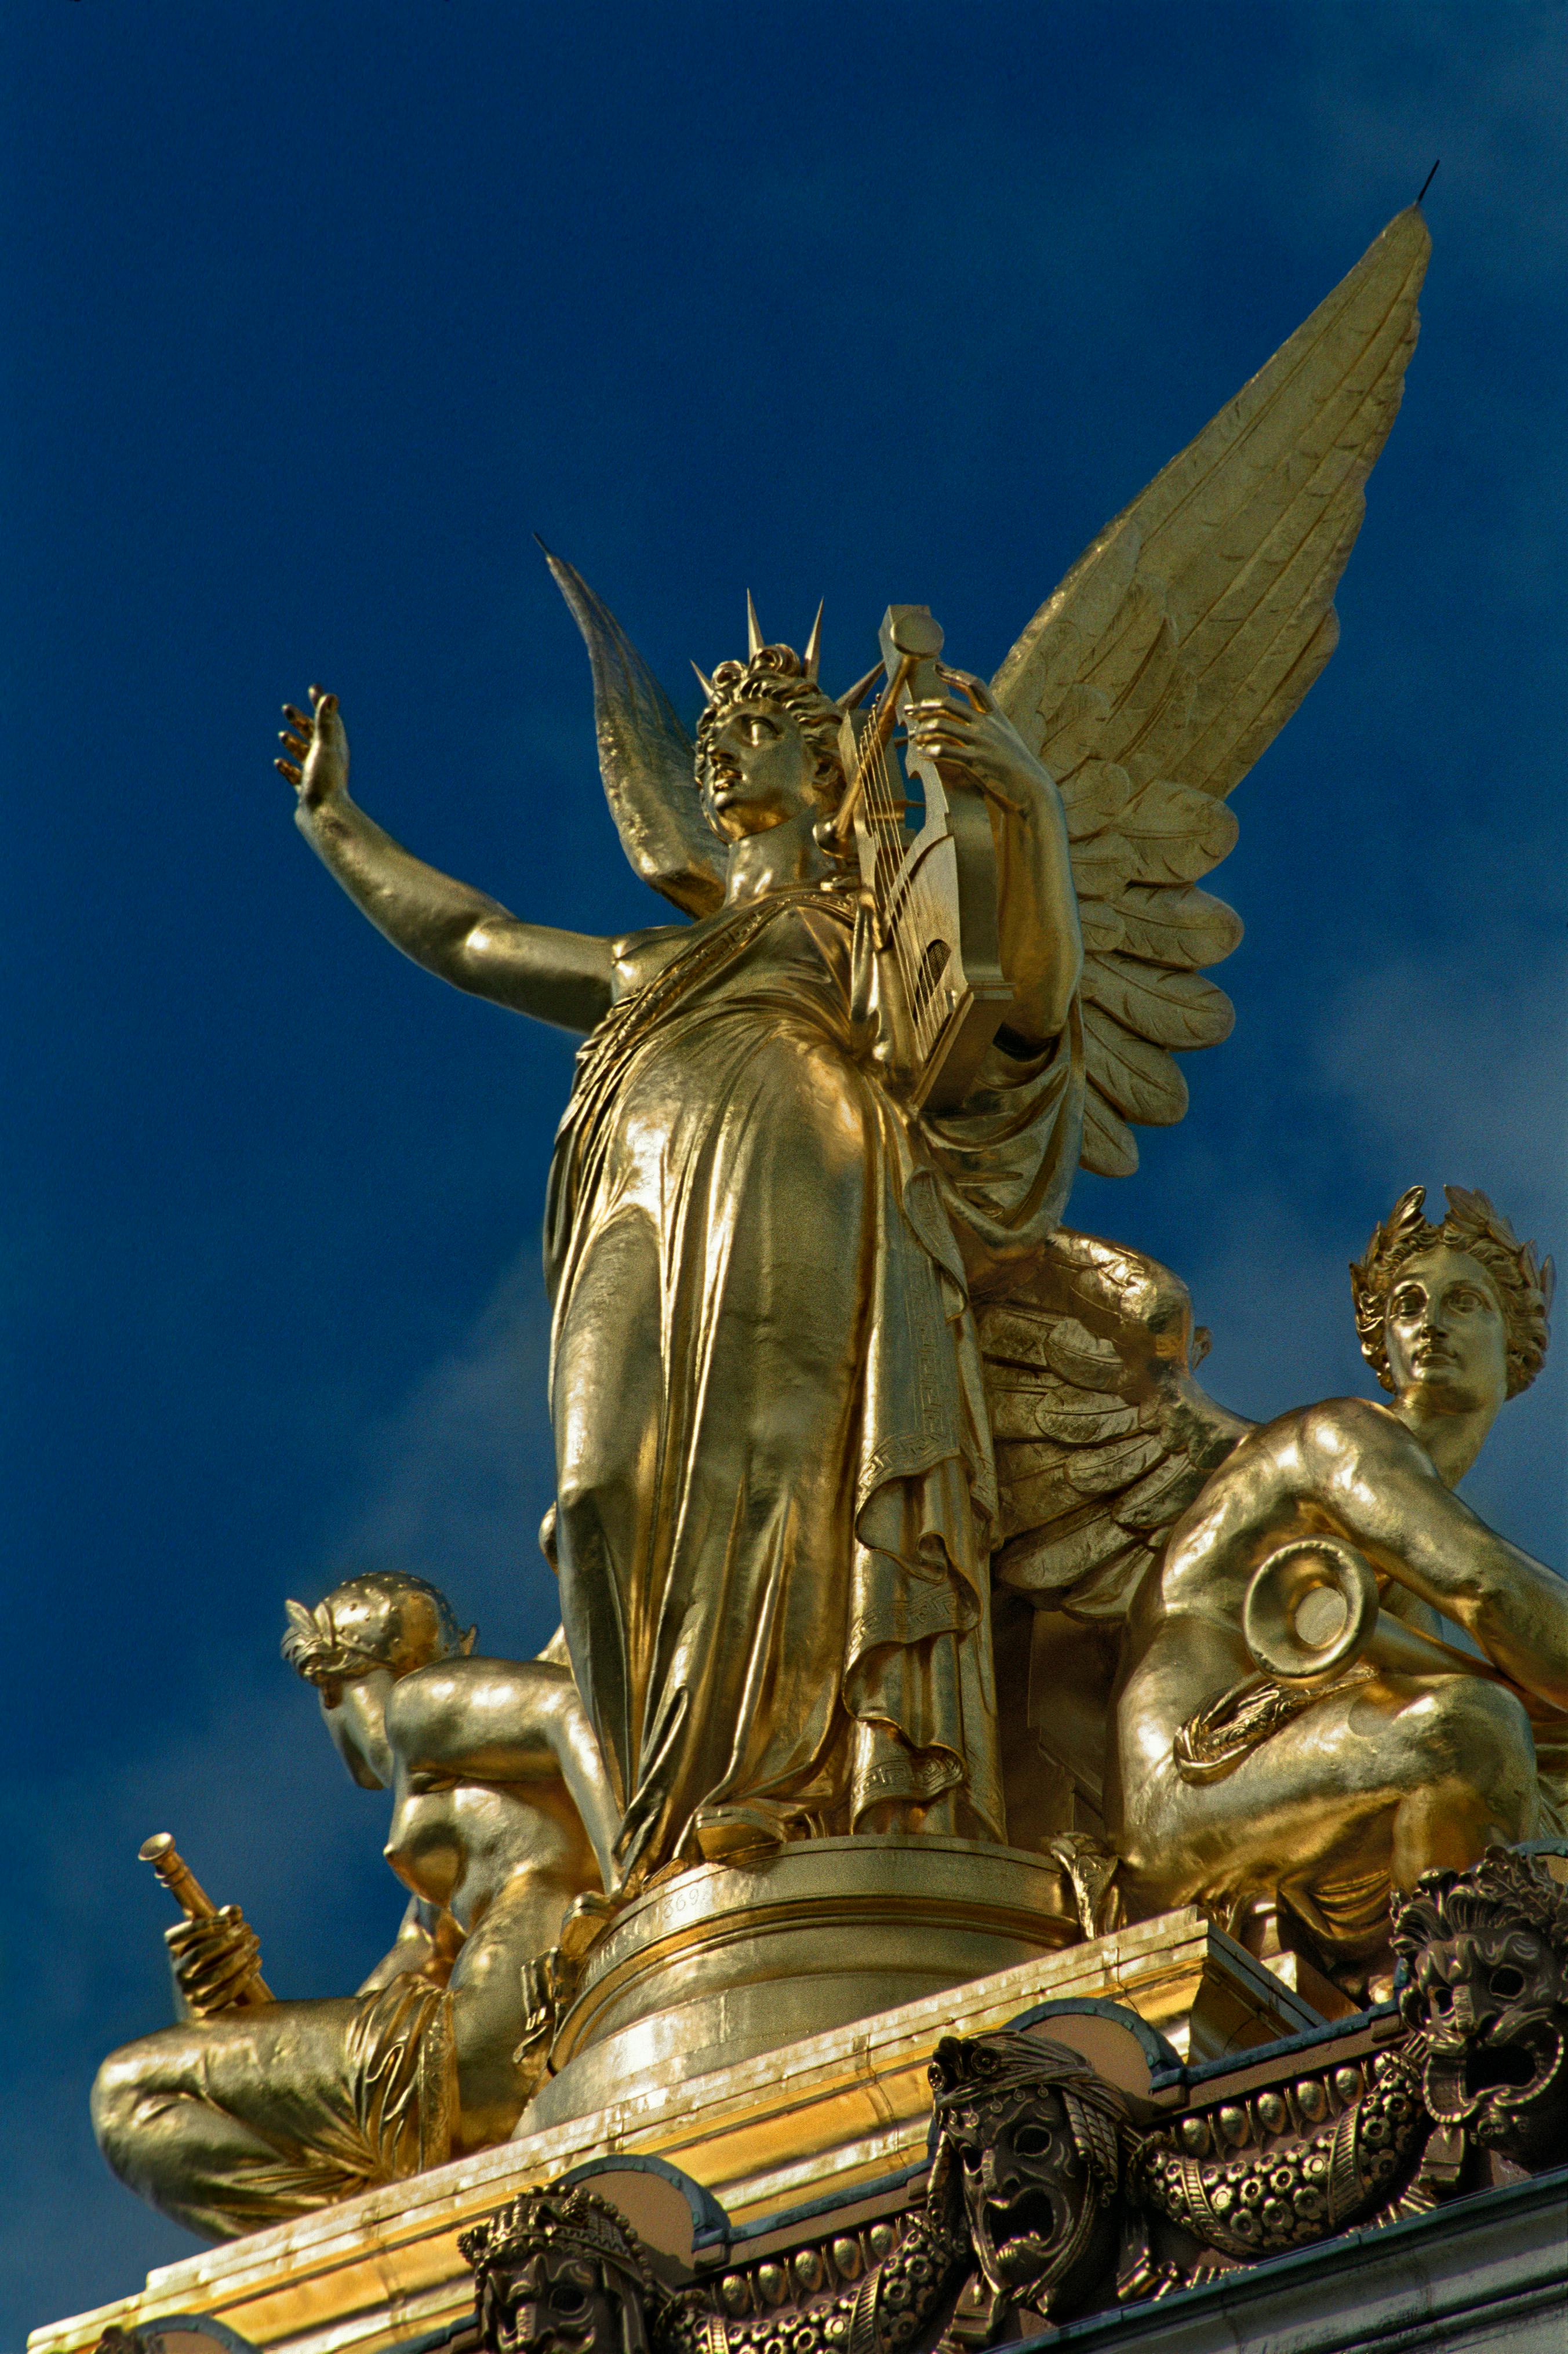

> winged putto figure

[{"left": 276, "top": 208, "right": 1438, "bottom": 1915}]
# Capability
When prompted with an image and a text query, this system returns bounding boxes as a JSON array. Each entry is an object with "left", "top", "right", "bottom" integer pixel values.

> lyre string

[{"left": 843, "top": 675, "right": 958, "bottom": 1065}]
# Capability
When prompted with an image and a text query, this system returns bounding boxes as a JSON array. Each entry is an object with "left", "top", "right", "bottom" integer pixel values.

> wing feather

[
  {"left": 1081, "top": 1088, "right": 1140, "bottom": 1178},
  {"left": 989, "top": 1385, "right": 1140, "bottom": 1443},
  {"left": 1081, "top": 1005, "right": 1189, "bottom": 1126},
  {"left": 544, "top": 548, "right": 726, "bottom": 918},
  {"left": 991, "top": 209, "right": 1428, "bottom": 1175},
  {"left": 1112, "top": 884, "right": 1244, "bottom": 969},
  {"left": 981, "top": 1231, "right": 1254, "bottom": 1629},
  {"left": 996, "top": 1503, "right": 1148, "bottom": 1595},
  {"left": 1059, "top": 759, "right": 1135, "bottom": 838},
  {"left": 1077, "top": 901, "right": 1127, "bottom": 954},
  {"left": 1117, "top": 778, "right": 1239, "bottom": 878},
  {"left": 1083, "top": 955, "right": 1235, "bottom": 1050}
]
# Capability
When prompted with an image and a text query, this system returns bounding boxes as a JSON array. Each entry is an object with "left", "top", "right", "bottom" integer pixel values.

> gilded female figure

[
  {"left": 278, "top": 205, "right": 1430, "bottom": 1900},
  {"left": 279, "top": 632, "right": 1083, "bottom": 1889}
]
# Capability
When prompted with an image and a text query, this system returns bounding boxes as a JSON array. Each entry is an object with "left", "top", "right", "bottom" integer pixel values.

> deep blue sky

[{"left": 3, "top": 3, "right": 1565, "bottom": 2342}]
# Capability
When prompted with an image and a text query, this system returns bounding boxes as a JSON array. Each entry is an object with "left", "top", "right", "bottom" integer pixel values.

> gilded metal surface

[
  {"left": 90, "top": 207, "right": 1568, "bottom": 2268},
  {"left": 454, "top": 1856, "right": 1568, "bottom": 2354},
  {"left": 137, "top": 1837, "right": 274, "bottom": 2010},
  {"left": 1111, "top": 1188, "right": 1565, "bottom": 1984},
  {"left": 470, "top": 2036, "right": 1136, "bottom": 2354},
  {"left": 526, "top": 1838, "right": 1078, "bottom": 2129},
  {"left": 280, "top": 647, "right": 1076, "bottom": 1890},
  {"left": 49, "top": 1914, "right": 1316, "bottom": 2354},
  {"left": 274, "top": 210, "right": 1427, "bottom": 1909},
  {"left": 66, "top": 1867, "right": 1562, "bottom": 2354},
  {"left": 93, "top": 1576, "right": 616, "bottom": 2239}
]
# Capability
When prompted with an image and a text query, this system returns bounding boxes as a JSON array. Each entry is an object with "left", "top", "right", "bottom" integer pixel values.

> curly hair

[
  {"left": 693, "top": 642, "right": 849, "bottom": 812},
  {"left": 1349, "top": 1184, "right": 1554, "bottom": 1399}
]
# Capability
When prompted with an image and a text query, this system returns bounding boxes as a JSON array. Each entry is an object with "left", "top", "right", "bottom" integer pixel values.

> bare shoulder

[
  {"left": 387, "top": 1653, "right": 563, "bottom": 1734},
  {"left": 609, "top": 916, "right": 698, "bottom": 994},
  {"left": 1292, "top": 1392, "right": 1419, "bottom": 1468},
  {"left": 1194, "top": 1395, "right": 1406, "bottom": 1489},
  {"left": 609, "top": 919, "right": 692, "bottom": 959}
]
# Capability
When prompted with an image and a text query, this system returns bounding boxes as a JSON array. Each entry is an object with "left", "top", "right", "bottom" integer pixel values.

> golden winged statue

[{"left": 278, "top": 207, "right": 1432, "bottom": 1904}]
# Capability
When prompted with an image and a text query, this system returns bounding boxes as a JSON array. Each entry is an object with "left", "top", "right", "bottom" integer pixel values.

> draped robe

[{"left": 544, "top": 886, "right": 1083, "bottom": 1888}]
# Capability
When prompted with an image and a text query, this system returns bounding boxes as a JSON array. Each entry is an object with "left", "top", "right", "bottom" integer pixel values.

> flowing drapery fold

[{"left": 544, "top": 890, "right": 1082, "bottom": 1886}]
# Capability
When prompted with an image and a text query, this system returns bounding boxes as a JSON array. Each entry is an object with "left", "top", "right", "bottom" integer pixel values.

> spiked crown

[{"left": 692, "top": 593, "right": 882, "bottom": 724}]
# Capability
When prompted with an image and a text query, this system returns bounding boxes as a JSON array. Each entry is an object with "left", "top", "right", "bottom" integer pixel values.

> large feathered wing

[
  {"left": 978, "top": 1230, "right": 1251, "bottom": 1846},
  {"left": 980, "top": 1231, "right": 1252, "bottom": 1625},
  {"left": 543, "top": 547, "right": 726, "bottom": 918},
  {"left": 991, "top": 207, "right": 1430, "bottom": 1177}
]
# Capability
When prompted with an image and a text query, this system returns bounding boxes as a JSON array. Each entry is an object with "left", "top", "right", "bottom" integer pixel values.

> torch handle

[
  {"left": 138, "top": 1833, "right": 274, "bottom": 2003},
  {"left": 139, "top": 1832, "right": 218, "bottom": 1919}
]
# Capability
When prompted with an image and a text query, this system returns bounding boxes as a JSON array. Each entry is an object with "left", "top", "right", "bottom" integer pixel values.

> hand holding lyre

[
  {"left": 907, "top": 665, "right": 1082, "bottom": 1047},
  {"left": 905, "top": 668, "right": 1043, "bottom": 816},
  {"left": 277, "top": 686, "right": 349, "bottom": 811},
  {"left": 167, "top": 1905, "right": 269, "bottom": 2020}
]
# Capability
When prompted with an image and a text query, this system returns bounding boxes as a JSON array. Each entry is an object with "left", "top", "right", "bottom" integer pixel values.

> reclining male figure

[
  {"left": 93, "top": 1573, "right": 617, "bottom": 2239},
  {"left": 1111, "top": 1187, "right": 1565, "bottom": 1989}
]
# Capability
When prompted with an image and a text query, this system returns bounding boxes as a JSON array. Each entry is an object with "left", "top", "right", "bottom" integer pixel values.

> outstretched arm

[
  {"left": 907, "top": 670, "right": 1083, "bottom": 1047},
  {"left": 1307, "top": 1402, "right": 1568, "bottom": 1708},
  {"left": 278, "top": 688, "right": 614, "bottom": 1032}
]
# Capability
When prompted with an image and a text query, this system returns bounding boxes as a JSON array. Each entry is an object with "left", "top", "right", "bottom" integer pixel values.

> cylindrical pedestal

[{"left": 523, "top": 1834, "right": 1078, "bottom": 2130}]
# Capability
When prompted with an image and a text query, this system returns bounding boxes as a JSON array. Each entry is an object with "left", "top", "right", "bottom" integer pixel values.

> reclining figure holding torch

[{"left": 92, "top": 1573, "right": 617, "bottom": 2240}]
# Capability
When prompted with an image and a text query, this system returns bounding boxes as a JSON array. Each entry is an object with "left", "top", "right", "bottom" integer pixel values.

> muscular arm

[
  {"left": 388, "top": 1656, "right": 620, "bottom": 1888},
  {"left": 281, "top": 690, "right": 614, "bottom": 1032},
  {"left": 1305, "top": 1400, "right": 1568, "bottom": 1707}
]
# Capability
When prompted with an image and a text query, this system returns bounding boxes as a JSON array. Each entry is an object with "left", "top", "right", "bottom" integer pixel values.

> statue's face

[
  {"left": 700, "top": 700, "right": 822, "bottom": 839},
  {"left": 1409, "top": 1917, "right": 1568, "bottom": 2164},
  {"left": 943, "top": 2086, "right": 1087, "bottom": 2296},
  {"left": 479, "top": 2250, "right": 619, "bottom": 2354},
  {"left": 1384, "top": 1246, "right": 1508, "bottom": 1415},
  {"left": 321, "top": 1668, "right": 395, "bottom": 1789}
]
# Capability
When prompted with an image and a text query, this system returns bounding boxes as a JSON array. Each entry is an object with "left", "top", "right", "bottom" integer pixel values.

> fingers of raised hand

[
  {"left": 936, "top": 664, "right": 996, "bottom": 714},
  {"left": 906, "top": 695, "right": 973, "bottom": 736},
  {"left": 908, "top": 711, "right": 980, "bottom": 761},
  {"left": 278, "top": 700, "right": 312, "bottom": 788},
  {"left": 310, "top": 692, "right": 346, "bottom": 756}
]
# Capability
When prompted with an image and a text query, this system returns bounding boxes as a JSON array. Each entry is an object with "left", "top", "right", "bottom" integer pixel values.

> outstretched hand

[
  {"left": 276, "top": 685, "right": 349, "bottom": 810},
  {"left": 905, "top": 665, "right": 1046, "bottom": 816},
  {"left": 168, "top": 1905, "right": 267, "bottom": 2018}
]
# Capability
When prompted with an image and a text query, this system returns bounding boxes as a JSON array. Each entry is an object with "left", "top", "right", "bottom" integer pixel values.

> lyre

[{"left": 833, "top": 606, "right": 1012, "bottom": 1113}]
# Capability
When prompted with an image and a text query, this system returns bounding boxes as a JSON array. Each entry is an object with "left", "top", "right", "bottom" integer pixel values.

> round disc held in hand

[{"left": 1242, "top": 1537, "right": 1379, "bottom": 1686}]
